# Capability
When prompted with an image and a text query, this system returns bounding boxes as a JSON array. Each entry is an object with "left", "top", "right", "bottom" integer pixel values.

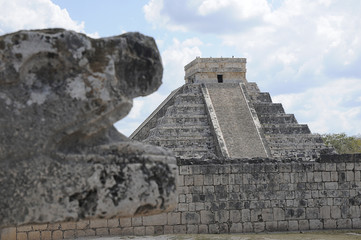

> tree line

[{"left": 321, "top": 133, "right": 361, "bottom": 154}]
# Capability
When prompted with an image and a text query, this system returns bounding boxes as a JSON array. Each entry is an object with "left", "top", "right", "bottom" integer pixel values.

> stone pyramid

[{"left": 130, "top": 57, "right": 333, "bottom": 160}]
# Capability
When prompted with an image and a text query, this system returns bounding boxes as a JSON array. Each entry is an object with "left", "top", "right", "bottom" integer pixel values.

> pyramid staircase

[
  {"left": 245, "top": 82, "right": 333, "bottom": 160},
  {"left": 131, "top": 57, "right": 334, "bottom": 161},
  {"left": 144, "top": 84, "right": 216, "bottom": 158}
]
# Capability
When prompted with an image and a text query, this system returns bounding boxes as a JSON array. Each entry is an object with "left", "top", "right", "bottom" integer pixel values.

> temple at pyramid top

[
  {"left": 184, "top": 57, "right": 247, "bottom": 84},
  {"left": 130, "top": 57, "right": 334, "bottom": 160}
]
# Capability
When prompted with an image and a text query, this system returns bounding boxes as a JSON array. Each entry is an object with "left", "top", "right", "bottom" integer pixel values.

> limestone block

[
  {"left": 325, "top": 182, "right": 338, "bottom": 190},
  {"left": 0, "top": 29, "right": 177, "bottom": 227},
  {"left": 184, "top": 175, "right": 194, "bottom": 186},
  {"left": 133, "top": 227, "right": 145, "bottom": 236},
  {"left": 173, "top": 225, "right": 186, "bottom": 234},
  {"left": 28, "top": 231, "right": 41, "bottom": 240},
  {"left": 182, "top": 212, "right": 200, "bottom": 225},
  {"left": 298, "top": 220, "right": 309, "bottom": 231},
  {"left": 76, "top": 220, "right": 89, "bottom": 230},
  {"left": 163, "top": 226, "right": 173, "bottom": 234},
  {"left": 121, "top": 227, "right": 134, "bottom": 235},
  {"left": 313, "top": 172, "right": 322, "bottom": 182},
  {"left": 320, "top": 206, "right": 331, "bottom": 219},
  {"left": 230, "top": 210, "right": 241, "bottom": 222},
  {"left": 350, "top": 206, "right": 361, "bottom": 218},
  {"left": 306, "top": 208, "right": 319, "bottom": 219},
  {"left": 17, "top": 225, "right": 32, "bottom": 232},
  {"left": 324, "top": 219, "right": 336, "bottom": 229},
  {"left": 277, "top": 221, "right": 288, "bottom": 231},
  {"left": 107, "top": 218, "right": 119, "bottom": 228},
  {"left": 186, "top": 224, "right": 198, "bottom": 234},
  {"left": 131, "top": 217, "right": 142, "bottom": 227},
  {"left": 254, "top": 222, "right": 265, "bottom": 233},
  {"left": 322, "top": 172, "right": 331, "bottom": 181},
  {"left": 198, "top": 225, "right": 208, "bottom": 234},
  {"left": 142, "top": 213, "right": 167, "bottom": 226},
  {"left": 177, "top": 203, "right": 188, "bottom": 212},
  {"left": 84, "top": 229, "right": 96, "bottom": 236},
  {"left": 352, "top": 218, "right": 361, "bottom": 228},
  {"left": 242, "top": 222, "right": 253, "bottom": 232},
  {"left": 326, "top": 163, "right": 336, "bottom": 171},
  {"left": 208, "top": 224, "right": 219, "bottom": 234},
  {"left": 145, "top": 226, "right": 155, "bottom": 235},
  {"left": 195, "top": 202, "right": 205, "bottom": 211},
  {"left": 309, "top": 219, "right": 323, "bottom": 230},
  {"left": 262, "top": 209, "right": 273, "bottom": 222},
  {"left": 32, "top": 224, "right": 48, "bottom": 231},
  {"left": 330, "top": 172, "right": 338, "bottom": 181},
  {"left": 0, "top": 227, "right": 16, "bottom": 240},
  {"left": 288, "top": 220, "right": 299, "bottom": 231},
  {"left": 63, "top": 230, "right": 76, "bottom": 239},
  {"left": 16, "top": 232, "right": 27, "bottom": 240},
  {"left": 167, "top": 212, "right": 181, "bottom": 225},
  {"left": 203, "top": 174, "right": 213, "bottom": 185},
  {"left": 200, "top": 210, "right": 214, "bottom": 224},
  {"left": 61, "top": 221, "right": 77, "bottom": 230},
  {"left": 273, "top": 208, "right": 285, "bottom": 221},
  {"left": 52, "top": 230, "right": 63, "bottom": 240},
  {"left": 193, "top": 175, "right": 204, "bottom": 185},
  {"left": 346, "top": 163, "right": 354, "bottom": 171},
  {"left": 347, "top": 171, "right": 355, "bottom": 181},
  {"left": 41, "top": 231, "right": 52, "bottom": 240},
  {"left": 109, "top": 228, "right": 122, "bottom": 236},
  {"left": 215, "top": 210, "right": 229, "bottom": 223},
  {"left": 241, "top": 209, "right": 251, "bottom": 222},
  {"left": 265, "top": 221, "right": 277, "bottom": 231},
  {"left": 119, "top": 218, "right": 131, "bottom": 228}
]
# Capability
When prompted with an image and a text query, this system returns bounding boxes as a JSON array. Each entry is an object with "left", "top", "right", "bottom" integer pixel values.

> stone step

[
  {"left": 270, "top": 149, "right": 320, "bottom": 160},
  {"left": 148, "top": 125, "right": 212, "bottom": 137},
  {"left": 148, "top": 136, "right": 211, "bottom": 141},
  {"left": 206, "top": 83, "right": 268, "bottom": 158},
  {"left": 265, "top": 134, "right": 325, "bottom": 144},
  {"left": 258, "top": 114, "right": 297, "bottom": 124},
  {"left": 268, "top": 143, "right": 327, "bottom": 150},
  {"left": 245, "top": 82, "right": 261, "bottom": 93},
  {"left": 166, "top": 104, "right": 206, "bottom": 115},
  {"left": 174, "top": 93, "right": 204, "bottom": 105},
  {"left": 248, "top": 92, "right": 272, "bottom": 103},
  {"left": 172, "top": 148, "right": 211, "bottom": 157},
  {"left": 148, "top": 138, "right": 214, "bottom": 149},
  {"left": 182, "top": 84, "right": 202, "bottom": 94},
  {"left": 157, "top": 115, "right": 209, "bottom": 126},
  {"left": 262, "top": 124, "right": 311, "bottom": 134},
  {"left": 253, "top": 103, "right": 285, "bottom": 114}
]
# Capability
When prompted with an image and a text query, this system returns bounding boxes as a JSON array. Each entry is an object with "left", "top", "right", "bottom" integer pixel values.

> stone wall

[{"left": 2, "top": 154, "right": 361, "bottom": 239}]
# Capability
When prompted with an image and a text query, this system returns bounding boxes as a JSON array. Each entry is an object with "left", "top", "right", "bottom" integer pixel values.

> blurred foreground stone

[{"left": 0, "top": 29, "right": 177, "bottom": 227}]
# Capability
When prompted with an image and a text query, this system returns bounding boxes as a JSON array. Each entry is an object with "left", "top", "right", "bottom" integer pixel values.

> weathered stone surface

[{"left": 0, "top": 29, "right": 177, "bottom": 227}]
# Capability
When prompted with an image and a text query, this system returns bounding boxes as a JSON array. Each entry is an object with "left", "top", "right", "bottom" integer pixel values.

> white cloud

[
  {"left": 273, "top": 78, "right": 361, "bottom": 135},
  {"left": 143, "top": 0, "right": 270, "bottom": 33},
  {"left": 161, "top": 37, "right": 203, "bottom": 91},
  {"left": 115, "top": 92, "right": 169, "bottom": 137},
  {"left": 197, "top": 0, "right": 270, "bottom": 19},
  {"left": 128, "top": 99, "right": 144, "bottom": 119},
  {"left": 142, "top": 0, "right": 361, "bottom": 135},
  {"left": 143, "top": 0, "right": 187, "bottom": 31},
  {"left": 221, "top": 0, "right": 361, "bottom": 88},
  {"left": 0, "top": 0, "right": 90, "bottom": 35}
]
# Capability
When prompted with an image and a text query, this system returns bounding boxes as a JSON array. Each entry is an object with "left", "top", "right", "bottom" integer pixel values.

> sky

[{"left": 0, "top": 0, "right": 360, "bottom": 136}]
